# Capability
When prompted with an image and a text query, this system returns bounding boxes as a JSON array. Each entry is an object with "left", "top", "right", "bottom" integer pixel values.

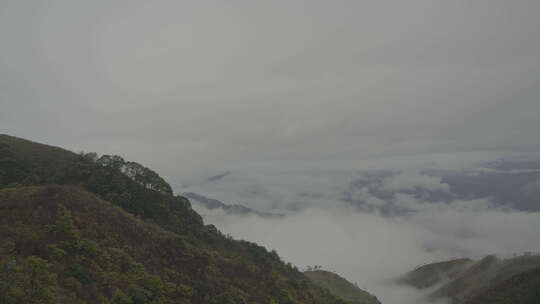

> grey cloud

[
  {"left": 380, "top": 171, "right": 450, "bottom": 193},
  {"left": 522, "top": 180, "right": 540, "bottom": 197},
  {"left": 1, "top": 0, "right": 540, "bottom": 179}
]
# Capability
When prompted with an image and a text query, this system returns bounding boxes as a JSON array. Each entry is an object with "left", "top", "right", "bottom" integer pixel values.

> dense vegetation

[
  {"left": 0, "top": 134, "right": 348, "bottom": 304},
  {"left": 304, "top": 271, "right": 380, "bottom": 304},
  {"left": 0, "top": 134, "right": 201, "bottom": 234}
]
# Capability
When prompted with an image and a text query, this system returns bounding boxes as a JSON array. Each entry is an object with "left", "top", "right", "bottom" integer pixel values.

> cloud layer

[{"left": 187, "top": 160, "right": 540, "bottom": 304}]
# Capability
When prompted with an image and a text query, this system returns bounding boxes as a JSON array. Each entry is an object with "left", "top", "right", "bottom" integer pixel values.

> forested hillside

[{"left": 0, "top": 134, "right": 348, "bottom": 304}]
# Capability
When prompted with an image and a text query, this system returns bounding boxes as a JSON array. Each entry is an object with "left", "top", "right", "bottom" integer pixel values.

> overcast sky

[{"left": 1, "top": 0, "right": 539, "bottom": 179}]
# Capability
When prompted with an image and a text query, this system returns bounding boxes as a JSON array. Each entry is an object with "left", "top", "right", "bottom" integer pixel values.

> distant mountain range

[
  {"left": 184, "top": 191, "right": 283, "bottom": 218},
  {"left": 343, "top": 158, "right": 540, "bottom": 213}
]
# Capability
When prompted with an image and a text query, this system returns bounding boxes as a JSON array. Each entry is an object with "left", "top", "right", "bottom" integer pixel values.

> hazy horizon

[{"left": 2, "top": 0, "right": 540, "bottom": 180}]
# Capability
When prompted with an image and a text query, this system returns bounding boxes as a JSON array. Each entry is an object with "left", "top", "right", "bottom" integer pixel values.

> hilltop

[{"left": 304, "top": 270, "right": 380, "bottom": 304}]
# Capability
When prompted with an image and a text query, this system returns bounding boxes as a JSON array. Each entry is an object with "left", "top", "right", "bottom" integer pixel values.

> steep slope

[
  {"left": 304, "top": 270, "right": 380, "bottom": 304},
  {"left": 399, "top": 255, "right": 540, "bottom": 304},
  {"left": 431, "top": 255, "right": 540, "bottom": 303},
  {"left": 0, "top": 134, "right": 348, "bottom": 304},
  {"left": 465, "top": 267, "right": 540, "bottom": 304},
  {"left": 429, "top": 255, "right": 500, "bottom": 302}
]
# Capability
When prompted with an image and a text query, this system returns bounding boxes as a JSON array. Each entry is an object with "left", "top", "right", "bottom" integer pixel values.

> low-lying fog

[{"left": 179, "top": 154, "right": 540, "bottom": 304}]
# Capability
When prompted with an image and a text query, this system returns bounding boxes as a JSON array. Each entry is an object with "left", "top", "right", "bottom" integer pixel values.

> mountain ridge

[{"left": 0, "top": 134, "right": 353, "bottom": 304}]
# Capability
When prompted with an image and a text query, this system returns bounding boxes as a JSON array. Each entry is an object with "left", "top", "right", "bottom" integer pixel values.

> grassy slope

[
  {"left": 304, "top": 270, "right": 380, "bottom": 304},
  {"left": 0, "top": 134, "right": 347, "bottom": 304}
]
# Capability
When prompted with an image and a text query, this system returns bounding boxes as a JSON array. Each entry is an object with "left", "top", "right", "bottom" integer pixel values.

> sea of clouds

[{"left": 178, "top": 155, "right": 540, "bottom": 304}]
